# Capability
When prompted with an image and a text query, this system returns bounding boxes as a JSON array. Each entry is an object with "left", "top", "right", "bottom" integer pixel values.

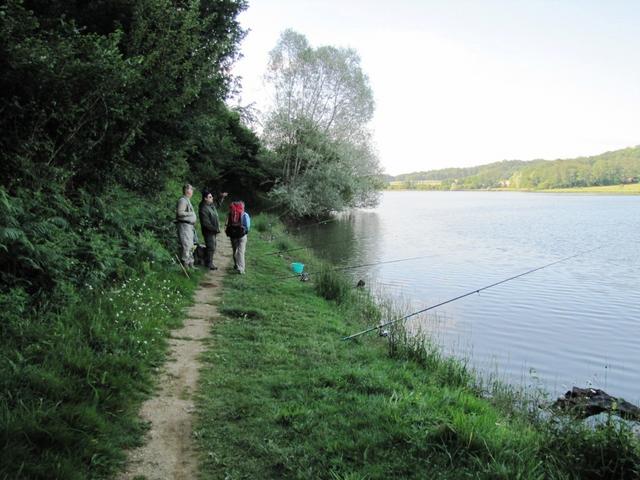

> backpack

[{"left": 225, "top": 201, "right": 247, "bottom": 238}]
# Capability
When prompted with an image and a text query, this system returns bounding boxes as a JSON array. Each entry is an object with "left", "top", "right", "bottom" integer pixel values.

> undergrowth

[
  {"left": 0, "top": 182, "right": 204, "bottom": 479},
  {"left": 0, "top": 265, "right": 201, "bottom": 479}
]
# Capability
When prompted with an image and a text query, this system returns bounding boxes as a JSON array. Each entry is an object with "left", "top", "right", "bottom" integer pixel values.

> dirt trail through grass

[{"left": 119, "top": 239, "right": 232, "bottom": 480}]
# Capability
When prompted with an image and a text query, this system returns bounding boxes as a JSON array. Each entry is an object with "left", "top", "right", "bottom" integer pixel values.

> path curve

[{"left": 118, "top": 238, "right": 232, "bottom": 480}]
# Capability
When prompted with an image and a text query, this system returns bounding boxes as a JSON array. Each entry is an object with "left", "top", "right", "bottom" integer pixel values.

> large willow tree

[{"left": 263, "top": 29, "right": 381, "bottom": 218}]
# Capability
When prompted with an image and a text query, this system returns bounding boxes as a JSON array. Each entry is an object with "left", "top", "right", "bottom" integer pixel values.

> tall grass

[
  {"left": 314, "top": 265, "right": 353, "bottom": 303},
  {"left": 0, "top": 265, "right": 201, "bottom": 479},
  {"left": 384, "top": 310, "right": 640, "bottom": 480}
]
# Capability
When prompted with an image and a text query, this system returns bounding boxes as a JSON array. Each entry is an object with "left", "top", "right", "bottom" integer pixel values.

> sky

[{"left": 231, "top": 0, "right": 640, "bottom": 175}]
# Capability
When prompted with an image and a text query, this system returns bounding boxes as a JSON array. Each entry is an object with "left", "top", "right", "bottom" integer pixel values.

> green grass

[
  {"left": 539, "top": 183, "right": 640, "bottom": 194},
  {"left": 194, "top": 214, "right": 640, "bottom": 479},
  {"left": 0, "top": 263, "right": 203, "bottom": 480}
]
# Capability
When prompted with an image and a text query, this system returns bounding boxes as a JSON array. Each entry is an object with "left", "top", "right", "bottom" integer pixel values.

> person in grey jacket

[
  {"left": 176, "top": 183, "right": 197, "bottom": 268},
  {"left": 199, "top": 189, "right": 227, "bottom": 270}
]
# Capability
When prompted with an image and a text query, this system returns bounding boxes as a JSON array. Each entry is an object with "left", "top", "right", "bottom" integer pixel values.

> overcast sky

[{"left": 231, "top": 0, "right": 640, "bottom": 175}]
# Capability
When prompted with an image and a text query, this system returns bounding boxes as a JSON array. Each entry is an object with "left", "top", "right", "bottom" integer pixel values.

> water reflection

[
  {"left": 292, "top": 191, "right": 640, "bottom": 402},
  {"left": 294, "top": 210, "right": 383, "bottom": 266}
]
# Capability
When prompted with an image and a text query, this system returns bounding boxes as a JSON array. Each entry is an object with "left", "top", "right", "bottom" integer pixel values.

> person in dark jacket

[{"left": 198, "top": 189, "right": 227, "bottom": 270}]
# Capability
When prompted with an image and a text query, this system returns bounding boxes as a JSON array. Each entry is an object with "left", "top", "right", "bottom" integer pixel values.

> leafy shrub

[{"left": 253, "top": 214, "right": 276, "bottom": 233}]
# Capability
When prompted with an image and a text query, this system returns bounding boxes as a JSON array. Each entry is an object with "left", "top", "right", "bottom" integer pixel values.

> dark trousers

[{"left": 203, "top": 231, "right": 217, "bottom": 268}]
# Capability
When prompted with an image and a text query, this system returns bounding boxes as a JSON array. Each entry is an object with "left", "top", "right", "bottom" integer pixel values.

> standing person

[
  {"left": 225, "top": 200, "right": 251, "bottom": 274},
  {"left": 176, "top": 183, "right": 197, "bottom": 268},
  {"left": 198, "top": 189, "right": 228, "bottom": 270}
]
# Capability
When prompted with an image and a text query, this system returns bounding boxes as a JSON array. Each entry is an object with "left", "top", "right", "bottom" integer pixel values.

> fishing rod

[
  {"left": 342, "top": 245, "right": 605, "bottom": 341},
  {"left": 275, "top": 254, "right": 437, "bottom": 280},
  {"left": 264, "top": 229, "right": 404, "bottom": 256}
]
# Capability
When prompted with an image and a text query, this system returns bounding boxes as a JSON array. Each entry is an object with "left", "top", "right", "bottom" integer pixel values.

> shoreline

[{"left": 385, "top": 184, "right": 640, "bottom": 195}]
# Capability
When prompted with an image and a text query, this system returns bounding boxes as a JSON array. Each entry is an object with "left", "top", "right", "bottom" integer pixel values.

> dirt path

[{"left": 118, "top": 239, "right": 232, "bottom": 480}]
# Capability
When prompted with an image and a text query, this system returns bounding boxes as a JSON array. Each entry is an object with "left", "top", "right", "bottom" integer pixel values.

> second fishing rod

[{"left": 342, "top": 245, "right": 606, "bottom": 341}]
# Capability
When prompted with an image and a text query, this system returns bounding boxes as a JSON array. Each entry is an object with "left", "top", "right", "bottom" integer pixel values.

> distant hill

[{"left": 389, "top": 146, "right": 640, "bottom": 190}]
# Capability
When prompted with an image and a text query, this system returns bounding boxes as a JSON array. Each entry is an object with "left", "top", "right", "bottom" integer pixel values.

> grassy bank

[
  {"left": 538, "top": 184, "right": 640, "bottom": 194},
  {"left": 195, "top": 215, "right": 640, "bottom": 479},
  {"left": 0, "top": 265, "right": 202, "bottom": 479}
]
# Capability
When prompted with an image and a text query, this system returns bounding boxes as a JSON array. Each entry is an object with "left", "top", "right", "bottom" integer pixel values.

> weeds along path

[{"left": 119, "top": 239, "right": 232, "bottom": 480}]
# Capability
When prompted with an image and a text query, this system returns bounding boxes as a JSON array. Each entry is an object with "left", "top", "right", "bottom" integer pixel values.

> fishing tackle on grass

[{"left": 275, "top": 254, "right": 438, "bottom": 280}]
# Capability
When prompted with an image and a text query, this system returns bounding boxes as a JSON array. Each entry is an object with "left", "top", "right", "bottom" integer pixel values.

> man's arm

[{"left": 215, "top": 192, "right": 229, "bottom": 208}]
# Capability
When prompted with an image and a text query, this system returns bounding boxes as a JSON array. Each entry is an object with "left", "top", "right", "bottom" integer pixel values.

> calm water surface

[{"left": 295, "top": 191, "right": 640, "bottom": 401}]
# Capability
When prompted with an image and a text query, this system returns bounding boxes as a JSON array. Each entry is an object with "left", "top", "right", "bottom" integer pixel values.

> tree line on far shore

[{"left": 390, "top": 146, "right": 640, "bottom": 190}]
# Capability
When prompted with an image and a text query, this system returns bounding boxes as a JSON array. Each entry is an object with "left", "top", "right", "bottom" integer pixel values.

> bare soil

[{"left": 118, "top": 239, "right": 231, "bottom": 480}]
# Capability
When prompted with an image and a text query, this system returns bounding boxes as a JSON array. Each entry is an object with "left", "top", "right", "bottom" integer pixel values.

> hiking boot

[{"left": 210, "top": 265, "right": 218, "bottom": 271}]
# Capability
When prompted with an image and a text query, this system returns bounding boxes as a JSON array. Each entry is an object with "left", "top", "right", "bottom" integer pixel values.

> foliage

[
  {"left": 0, "top": 267, "right": 202, "bottom": 479},
  {"left": 265, "top": 30, "right": 374, "bottom": 144},
  {"left": 510, "top": 147, "right": 640, "bottom": 189},
  {"left": 389, "top": 147, "right": 640, "bottom": 190},
  {"left": 0, "top": 1, "right": 262, "bottom": 477},
  {"left": 263, "top": 30, "right": 381, "bottom": 218},
  {"left": 1, "top": 0, "right": 245, "bottom": 192},
  {"left": 0, "top": 184, "right": 180, "bottom": 314},
  {"left": 181, "top": 101, "right": 274, "bottom": 203},
  {"left": 0, "top": 0, "right": 257, "bottom": 307}
]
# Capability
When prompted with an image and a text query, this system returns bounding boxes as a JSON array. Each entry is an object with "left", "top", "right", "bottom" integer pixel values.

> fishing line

[
  {"left": 263, "top": 245, "right": 310, "bottom": 256},
  {"left": 342, "top": 245, "right": 606, "bottom": 341},
  {"left": 262, "top": 238, "right": 349, "bottom": 256},
  {"left": 266, "top": 217, "right": 341, "bottom": 242},
  {"left": 275, "top": 254, "right": 437, "bottom": 280},
  {"left": 294, "top": 217, "right": 340, "bottom": 229},
  {"left": 264, "top": 228, "right": 405, "bottom": 257}
]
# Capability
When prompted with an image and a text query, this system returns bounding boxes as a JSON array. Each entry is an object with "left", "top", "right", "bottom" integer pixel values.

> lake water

[{"left": 295, "top": 191, "right": 640, "bottom": 402}]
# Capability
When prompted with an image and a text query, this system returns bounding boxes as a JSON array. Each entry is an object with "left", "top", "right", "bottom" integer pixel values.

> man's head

[
  {"left": 202, "top": 189, "right": 214, "bottom": 204},
  {"left": 183, "top": 183, "right": 193, "bottom": 198}
]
